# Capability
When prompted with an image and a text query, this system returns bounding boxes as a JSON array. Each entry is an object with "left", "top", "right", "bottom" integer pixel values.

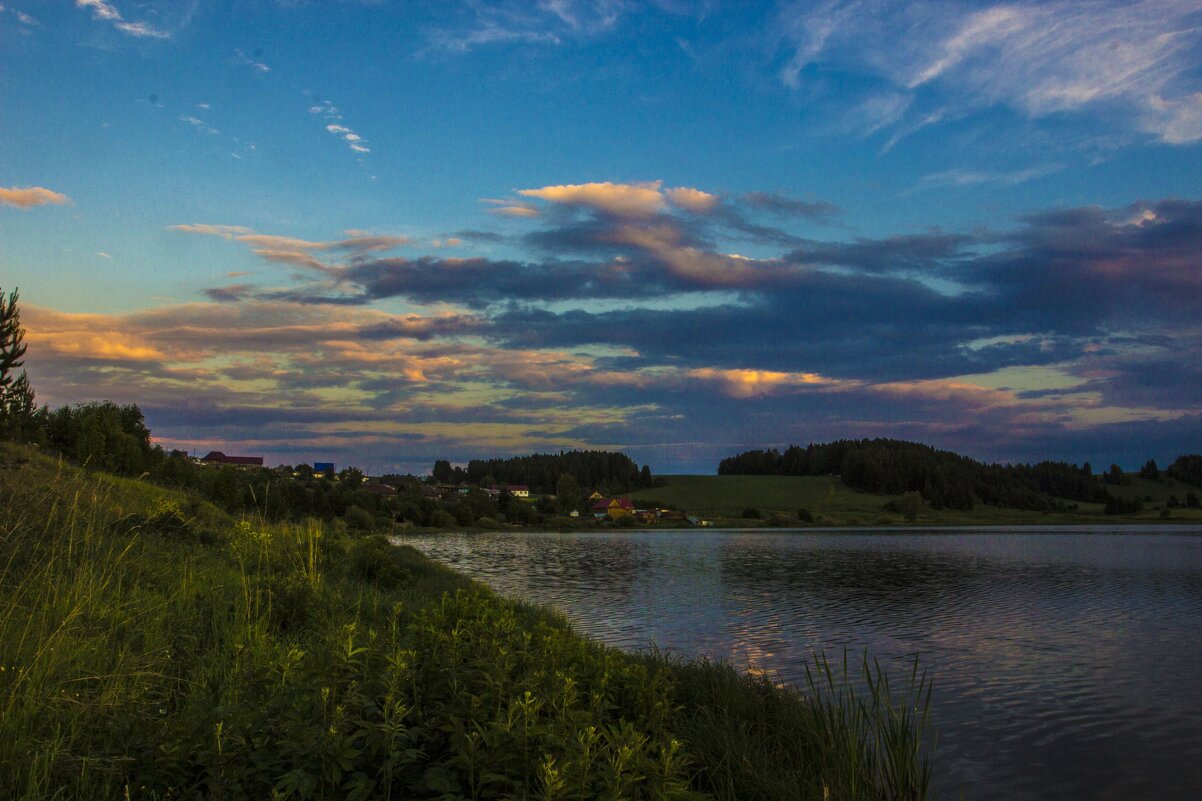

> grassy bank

[
  {"left": 628, "top": 474, "right": 1202, "bottom": 527},
  {"left": 1, "top": 442, "right": 935, "bottom": 800}
]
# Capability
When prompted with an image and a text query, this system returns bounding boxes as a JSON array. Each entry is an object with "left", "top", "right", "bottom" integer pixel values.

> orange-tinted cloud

[
  {"left": 0, "top": 186, "right": 70, "bottom": 208},
  {"left": 665, "top": 186, "right": 720, "bottom": 213},
  {"left": 520, "top": 181, "right": 667, "bottom": 217}
]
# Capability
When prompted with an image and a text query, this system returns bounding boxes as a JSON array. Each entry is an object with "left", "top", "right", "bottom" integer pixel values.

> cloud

[
  {"left": 26, "top": 182, "right": 1202, "bottom": 472},
  {"left": 908, "top": 165, "right": 1062, "bottom": 193},
  {"left": 0, "top": 185, "right": 70, "bottom": 208},
  {"left": 168, "top": 223, "right": 253, "bottom": 239},
  {"left": 740, "top": 191, "right": 841, "bottom": 220},
  {"left": 489, "top": 203, "right": 541, "bottom": 218},
  {"left": 170, "top": 224, "right": 408, "bottom": 267},
  {"left": 310, "top": 97, "right": 370, "bottom": 155},
  {"left": 421, "top": 0, "right": 631, "bottom": 55},
  {"left": 778, "top": 0, "right": 1202, "bottom": 143},
  {"left": 665, "top": 186, "right": 720, "bottom": 213},
  {"left": 233, "top": 48, "right": 270, "bottom": 73},
  {"left": 520, "top": 181, "right": 669, "bottom": 217},
  {"left": 75, "top": 0, "right": 169, "bottom": 39}
]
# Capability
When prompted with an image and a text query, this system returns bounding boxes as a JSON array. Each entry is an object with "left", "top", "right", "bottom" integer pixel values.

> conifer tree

[{"left": 0, "top": 287, "right": 36, "bottom": 439}]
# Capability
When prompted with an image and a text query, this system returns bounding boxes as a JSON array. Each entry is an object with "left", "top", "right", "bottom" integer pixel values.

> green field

[{"left": 627, "top": 474, "right": 1202, "bottom": 527}]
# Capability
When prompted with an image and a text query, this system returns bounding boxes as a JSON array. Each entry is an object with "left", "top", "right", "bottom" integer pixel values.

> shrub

[
  {"left": 428, "top": 509, "right": 457, "bottom": 528},
  {"left": 474, "top": 516, "right": 501, "bottom": 529},
  {"left": 343, "top": 504, "right": 374, "bottom": 531},
  {"left": 347, "top": 534, "right": 411, "bottom": 587},
  {"left": 742, "top": 507, "right": 762, "bottom": 519}
]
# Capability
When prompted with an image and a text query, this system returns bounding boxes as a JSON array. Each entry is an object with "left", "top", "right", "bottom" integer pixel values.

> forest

[{"left": 718, "top": 439, "right": 1202, "bottom": 512}]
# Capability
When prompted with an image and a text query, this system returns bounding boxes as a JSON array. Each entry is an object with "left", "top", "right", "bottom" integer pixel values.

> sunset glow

[{"left": 3, "top": 1, "right": 1200, "bottom": 472}]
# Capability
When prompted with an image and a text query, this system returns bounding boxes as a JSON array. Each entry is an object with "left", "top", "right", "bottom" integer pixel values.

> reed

[{"left": 0, "top": 442, "right": 937, "bottom": 800}]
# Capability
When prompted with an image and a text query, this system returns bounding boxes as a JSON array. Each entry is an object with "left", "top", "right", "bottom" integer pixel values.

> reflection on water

[{"left": 394, "top": 528, "right": 1202, "bottom": 801}]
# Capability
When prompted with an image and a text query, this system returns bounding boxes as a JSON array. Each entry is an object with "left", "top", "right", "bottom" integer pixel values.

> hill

[
  {"left": 628, "top": 474, "right": 1202, "bottom": 527},
  {"left": 0, "top": 441, "right": 935, "bottom": 799}
]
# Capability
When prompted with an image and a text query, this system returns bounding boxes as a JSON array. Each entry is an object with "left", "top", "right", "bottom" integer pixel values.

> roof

[
  {"left": 202, "top": 451, "right": 263, "bottom": 466},
  {"left": 591, "top": 498, "right": 634, "bottom": 511}
]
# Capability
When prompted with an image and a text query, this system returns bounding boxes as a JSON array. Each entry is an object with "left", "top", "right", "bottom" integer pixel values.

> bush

[
  {"left": 797, "top": 507, "right": 814, "bottom": 523},
  {"left": 347, "top": 534, "right": 411, "bottom": 587},
  {"left": 474, "top": 516, "right": 501, "bottom": 529},
  {"left": 428, "top": 509, "right": 457, "bottom": 528},
  {"left": 742, "top": 507, "right": 762, "bottom": 519},
  {"left": 343, "top": 504, "right": 374, "bottom": 531},
  {"left": 768, "top": 513, "right": 798, "bottom": 527}
]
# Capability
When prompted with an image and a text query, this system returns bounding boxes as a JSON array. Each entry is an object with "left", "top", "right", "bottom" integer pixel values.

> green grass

[
  {"left": 0, "top": 442, "right": 937, "bottom": 800},
  {"left": 628, "top": 474, "right": 1202, "bottom": 527}
]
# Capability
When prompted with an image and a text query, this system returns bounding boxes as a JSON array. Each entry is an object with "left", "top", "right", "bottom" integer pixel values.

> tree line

[
  {"left": 718, "top": 439, "right": 1202, "bottom": 512},
  {"left": 444, "top": 450, "right": 653, "bottom": 495}
]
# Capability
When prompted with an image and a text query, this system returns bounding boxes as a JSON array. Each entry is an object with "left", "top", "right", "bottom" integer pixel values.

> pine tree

[{"left": 0, "top": 286, "right": 36, "bottom": 439}]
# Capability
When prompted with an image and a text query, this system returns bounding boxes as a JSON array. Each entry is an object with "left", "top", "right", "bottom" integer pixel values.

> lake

[{"left": 393, "top": 527, "right": 1202, "bottom": 801}]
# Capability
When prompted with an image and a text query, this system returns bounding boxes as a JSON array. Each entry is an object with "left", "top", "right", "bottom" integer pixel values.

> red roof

[{"left": 591, "top": 497, "right": 634, "bottom": 511}]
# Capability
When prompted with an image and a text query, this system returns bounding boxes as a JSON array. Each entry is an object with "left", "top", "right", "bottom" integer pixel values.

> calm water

[{"left": 394, "top": 527, "right": 1202, "bottom": 801}]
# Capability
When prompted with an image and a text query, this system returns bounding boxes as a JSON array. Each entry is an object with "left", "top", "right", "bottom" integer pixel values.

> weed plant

[{"left": 0, "top": 443, "right": 936, "bottom": 800}]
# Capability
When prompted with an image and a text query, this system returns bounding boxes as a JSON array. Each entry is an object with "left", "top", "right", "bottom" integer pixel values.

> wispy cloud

[
  {"left": 422, "top": 0, "right": 629, "bottom": 55},
  {"left": 0, "top": 185, "right": 70, "bottom": 208},
  {"left": 233, "top": 48, "right": 270, "bottom": 73},
  {"left": 169, "top": 224, "right": 409, "bottom": 275},
  {"left": 179, "top": 115, "right": 219, "bottom": 134},
  {"left": 308, "top": 98, "right": 371, "bottom": 154},
  {"left": 907, "top": 164, "right": 1063, "bottom": 194},
  {"left": 778, "top": 0, "right": 1202, "bottom": 144},
  {"left": 75, "top": 0, "right": 169, "bottom": 39}
]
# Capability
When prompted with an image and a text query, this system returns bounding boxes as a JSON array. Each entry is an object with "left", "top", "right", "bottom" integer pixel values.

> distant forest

[
  {"left": 451, "top": 450, "right": 653, "bottom": 495},
  {"left": 718, "top": 439, "right": 1202, "bottom": 512}
]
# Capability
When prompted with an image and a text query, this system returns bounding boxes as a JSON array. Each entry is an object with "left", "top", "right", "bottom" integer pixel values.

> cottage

[
  {"left": 590, "top": 497, "right": 635, "bottom": 519},
  {"left": 202, "top": 451, "right": 264, "bottom": 467}
]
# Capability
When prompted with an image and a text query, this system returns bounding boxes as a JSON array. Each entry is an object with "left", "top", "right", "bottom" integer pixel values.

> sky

[{"left": 2, "top": 0, "right": 1202, "bottom": 474}]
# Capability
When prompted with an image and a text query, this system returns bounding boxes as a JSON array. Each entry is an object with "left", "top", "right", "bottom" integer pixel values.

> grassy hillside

[
  {"left": 0, "top": 442, "right": 936, "bottom": 800},
  {"left": 628, "top": 474, "right": 1202, "bottom": 526}
]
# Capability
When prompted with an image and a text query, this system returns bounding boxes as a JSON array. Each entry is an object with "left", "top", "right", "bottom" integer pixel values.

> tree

[
  {"left": 0, "top": 287, "right": 37, "bottom": 440},
  {"left": 1103, "top": 464, "right": 1129, "bottom": 485},
  {"left": 1139, "top": 459, "right": 1159, "bottom": 480},
  {"left": 556, "top": 472, "right": 582, "bottom": 513},
  {"left": 898, "top": 491, "right": 923, "bottom": 523},
  {"left": 432, "top": 459, "right": 453, "bottom": 483}
]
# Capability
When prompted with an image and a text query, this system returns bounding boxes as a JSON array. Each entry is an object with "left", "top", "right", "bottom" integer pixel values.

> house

[
  {"left": 591, "top": 497, "right": 635, "bottom": 519},
  {"left": 360, "top": 483, "right": 397, "bottom": 496},
  {"left": 491, "top": 484, "right": 531, "bottom": 499},
  {"left": 202, "top": 451, "right": 264, "bottom": 467},
  {"left": 314, "top": 462, "right": 336, "bottom": 475}
]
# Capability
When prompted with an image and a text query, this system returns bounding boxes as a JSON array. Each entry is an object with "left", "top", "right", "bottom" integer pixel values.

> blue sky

[{"left": 3, "top": 0, "right": 1201, "bottom": 473}]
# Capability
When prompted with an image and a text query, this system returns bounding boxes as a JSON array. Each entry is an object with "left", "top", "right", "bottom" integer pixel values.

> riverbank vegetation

[{"left": 1, "top": 441, "right": 936, "bottom": 800}]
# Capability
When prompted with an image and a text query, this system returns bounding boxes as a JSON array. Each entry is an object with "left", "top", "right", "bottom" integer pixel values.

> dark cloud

[
  {"left": 785, "top": 232, "right": 978, "bottom": 272},
  {"left": 740, "top": 191, "right": 842, "bottom": 220},
  {"left": 450, "top": 229, "right": 506, "bottom": 243},
  {"left": 204, "top": 283, "right": 255, "bottom": 303}
]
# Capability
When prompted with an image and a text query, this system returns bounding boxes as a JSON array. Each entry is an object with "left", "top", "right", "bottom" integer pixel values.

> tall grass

[{"left": 1, "top": 443, "right": 938, "bottom": 799}]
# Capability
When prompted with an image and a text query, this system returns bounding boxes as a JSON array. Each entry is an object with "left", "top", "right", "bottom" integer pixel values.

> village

[{"left": 197, "top": 449, "right": 707, "bottom": 528}]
